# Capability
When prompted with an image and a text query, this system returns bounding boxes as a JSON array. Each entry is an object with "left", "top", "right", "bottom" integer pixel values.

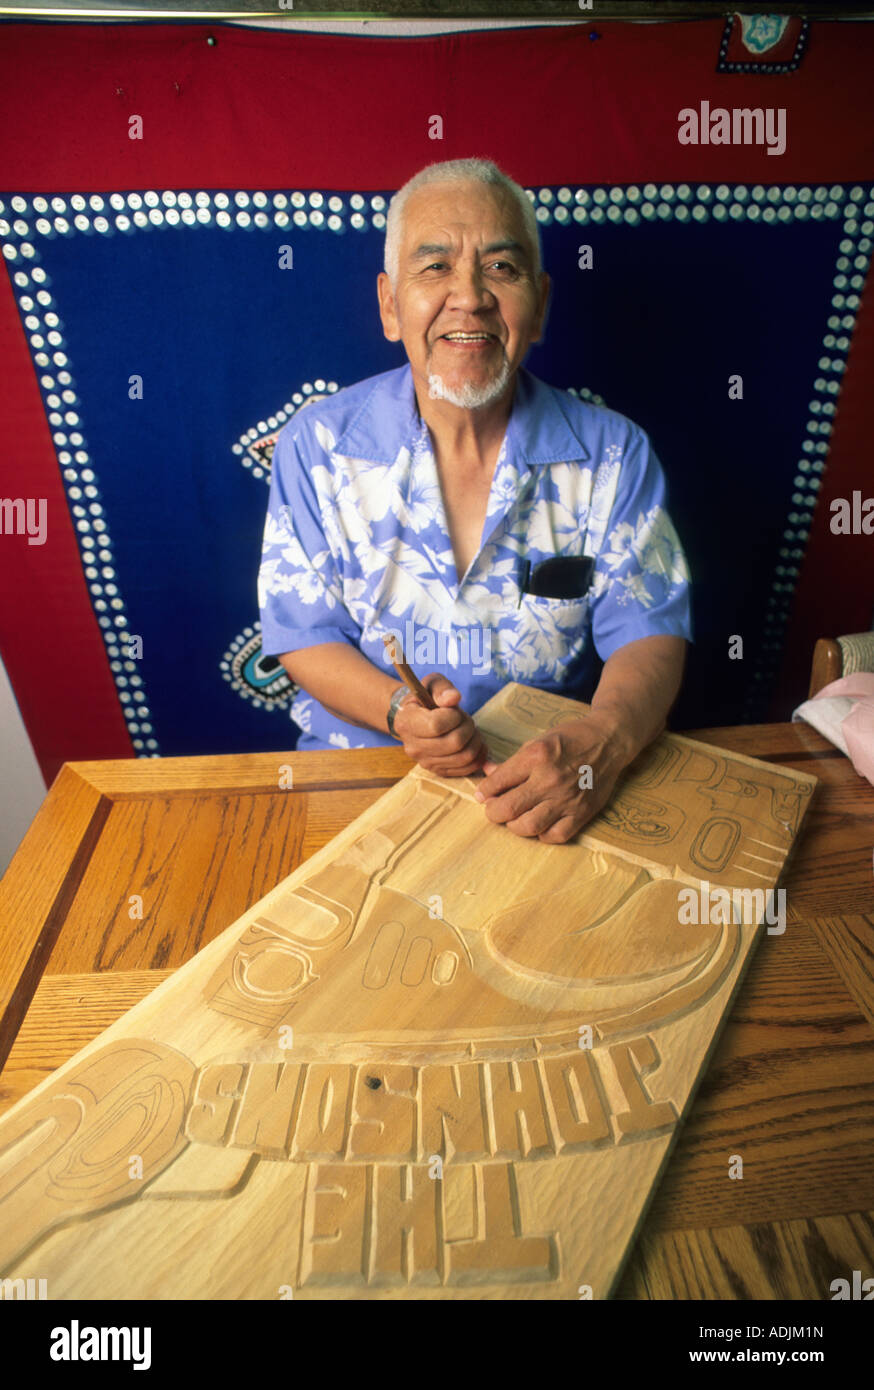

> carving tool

[{"left": 383, "top": 635, "right": 437, "bottom": 710}]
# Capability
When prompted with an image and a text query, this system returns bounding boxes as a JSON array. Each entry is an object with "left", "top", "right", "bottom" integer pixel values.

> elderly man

[{"left": 259, "top": 157, "right": 691, "bottom": 843}]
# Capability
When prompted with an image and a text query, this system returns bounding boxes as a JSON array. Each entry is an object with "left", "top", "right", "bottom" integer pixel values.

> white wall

[{"left": 0, "top": 650, "right": 46, "bottom": 878}]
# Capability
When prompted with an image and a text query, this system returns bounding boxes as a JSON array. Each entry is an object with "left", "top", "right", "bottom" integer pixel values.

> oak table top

[{"left": 1, "top": 719, "right": 872, "bottom": 1300}]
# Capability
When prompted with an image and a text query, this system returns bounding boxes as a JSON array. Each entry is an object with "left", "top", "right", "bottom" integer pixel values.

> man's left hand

[{"left": 473, "top": 717, "right": 630, "bottom": 843}]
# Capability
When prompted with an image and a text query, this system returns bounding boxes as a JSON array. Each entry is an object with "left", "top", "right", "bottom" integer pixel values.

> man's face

[{"left": 377, "top": 180, "right": 550, "bottom": 410}]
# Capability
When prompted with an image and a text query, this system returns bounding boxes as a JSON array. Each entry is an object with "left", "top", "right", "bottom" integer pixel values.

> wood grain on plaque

[{"left": 0, "top": 684, "right": 819, "bottom": 1298}]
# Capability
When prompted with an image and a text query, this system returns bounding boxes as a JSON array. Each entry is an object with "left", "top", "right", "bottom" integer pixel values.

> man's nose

[{"left": 445, "top": 263, "right": 494, "bottom": 309}]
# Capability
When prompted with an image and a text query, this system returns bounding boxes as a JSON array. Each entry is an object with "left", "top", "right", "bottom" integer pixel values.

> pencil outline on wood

[{"left": 199, "top": 767, "right": 744, "bottom": 1054}]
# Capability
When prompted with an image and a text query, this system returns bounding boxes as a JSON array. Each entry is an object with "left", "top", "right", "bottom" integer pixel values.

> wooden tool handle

[{"left": 383, "top": 635, "right": 438, "bottom": 710}]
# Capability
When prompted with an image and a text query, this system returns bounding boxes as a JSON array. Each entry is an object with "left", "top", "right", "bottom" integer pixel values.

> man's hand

[
  {"left": 474, "top": 716, "right": 631, "bottom": 843},
  {"left": 473, "top": 636, "right": 687, "bottom": 842},
  {"left": 393, "top": 674, "right": 488, "bottom": 776}
]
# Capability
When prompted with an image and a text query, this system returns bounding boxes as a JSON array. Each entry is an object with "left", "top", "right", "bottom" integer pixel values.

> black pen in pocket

[{"left": 517, "top": 560, "right": 531, "bottom": 607}]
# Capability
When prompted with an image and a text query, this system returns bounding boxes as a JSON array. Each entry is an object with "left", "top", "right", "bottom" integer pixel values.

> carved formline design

[{"left": 0, "top": 684, "right": 817, "bottom": 1299}]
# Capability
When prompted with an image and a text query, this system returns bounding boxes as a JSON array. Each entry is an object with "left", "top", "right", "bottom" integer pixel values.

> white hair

[{"left": 383, "top": 157, "right": 542, "bottom": 289}]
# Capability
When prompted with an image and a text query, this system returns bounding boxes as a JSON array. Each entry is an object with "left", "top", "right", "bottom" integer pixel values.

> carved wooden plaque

[{"left": 0, "top": 684, "right": 817, "bottom": 1300}]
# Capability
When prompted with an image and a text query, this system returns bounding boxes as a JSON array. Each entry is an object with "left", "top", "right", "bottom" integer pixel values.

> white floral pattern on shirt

[{"left": 259, "top": 365, "right": 692, "bottom": 750}]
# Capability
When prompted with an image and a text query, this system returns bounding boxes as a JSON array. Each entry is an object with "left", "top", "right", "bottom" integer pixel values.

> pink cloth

[{"left": 811, "top": 673, "right": 874, "bottom": 785}]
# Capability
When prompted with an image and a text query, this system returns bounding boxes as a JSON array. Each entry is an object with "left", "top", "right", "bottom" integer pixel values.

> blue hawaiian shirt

[{"left": 258, "top": 364, "right": 692, "bottom": 750}]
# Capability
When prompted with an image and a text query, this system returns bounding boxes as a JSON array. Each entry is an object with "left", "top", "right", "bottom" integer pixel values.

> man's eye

[{"left": 488, "top": 261, "right": 518, "bottom": 274}]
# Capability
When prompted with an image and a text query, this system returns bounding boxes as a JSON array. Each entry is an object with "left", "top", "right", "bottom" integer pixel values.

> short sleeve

[
  {"left": 589, "top": 428, "right": 693, "bottom": 662},
  {"left": 257, "top": 425, "right": 361, "bottom": 658}
]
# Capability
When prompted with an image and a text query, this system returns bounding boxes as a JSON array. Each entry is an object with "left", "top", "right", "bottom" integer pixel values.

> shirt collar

[{"left": 334, "top": 362, "right": 591, "bottom": 467}]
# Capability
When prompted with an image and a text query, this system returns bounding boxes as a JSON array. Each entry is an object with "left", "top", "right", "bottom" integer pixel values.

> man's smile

[{"left": 436, "top": 330, "right": 500, "bottom": 351}]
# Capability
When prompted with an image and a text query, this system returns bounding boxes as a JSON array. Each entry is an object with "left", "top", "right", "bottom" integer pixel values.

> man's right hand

[{"left": 392, "top": 674, "right": 488, "bottom": 776}]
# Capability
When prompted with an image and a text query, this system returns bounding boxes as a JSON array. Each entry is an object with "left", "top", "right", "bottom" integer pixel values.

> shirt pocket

[
  {"left": 519, "top": 591, "right": 590, "bottom": 621},
  {"left": 504, "top": 593, "right": 590, "bottom": 681},
  {"left": 517, "top": 591, "right": 591, "bottom": 643}
]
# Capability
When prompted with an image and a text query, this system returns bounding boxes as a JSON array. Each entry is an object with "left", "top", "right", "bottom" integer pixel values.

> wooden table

[{"left": 1, "top": 721, "right": 872, "bottom": 1300}]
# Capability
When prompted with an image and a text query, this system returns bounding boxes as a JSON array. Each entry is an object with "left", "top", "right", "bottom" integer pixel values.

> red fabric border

[
  {"left": 1, "top": 18, "right": 873, "bottom": 781},
  {"left": 0, "top": 20, "right": 873, "bottom": 190},
  {"left": 771, "top": 262, "right": 874, "bottom": 716},
  {"left": 0, "top": 266, "right": 134, "bottom": 787}
]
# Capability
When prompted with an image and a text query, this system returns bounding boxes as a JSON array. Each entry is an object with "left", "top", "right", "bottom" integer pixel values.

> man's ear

[
  {"left": 377, "top": 272, "right": 401, "bottom": 342},
  {"left": 531, "top": 271, "right": 552, "bottom": 344}
]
